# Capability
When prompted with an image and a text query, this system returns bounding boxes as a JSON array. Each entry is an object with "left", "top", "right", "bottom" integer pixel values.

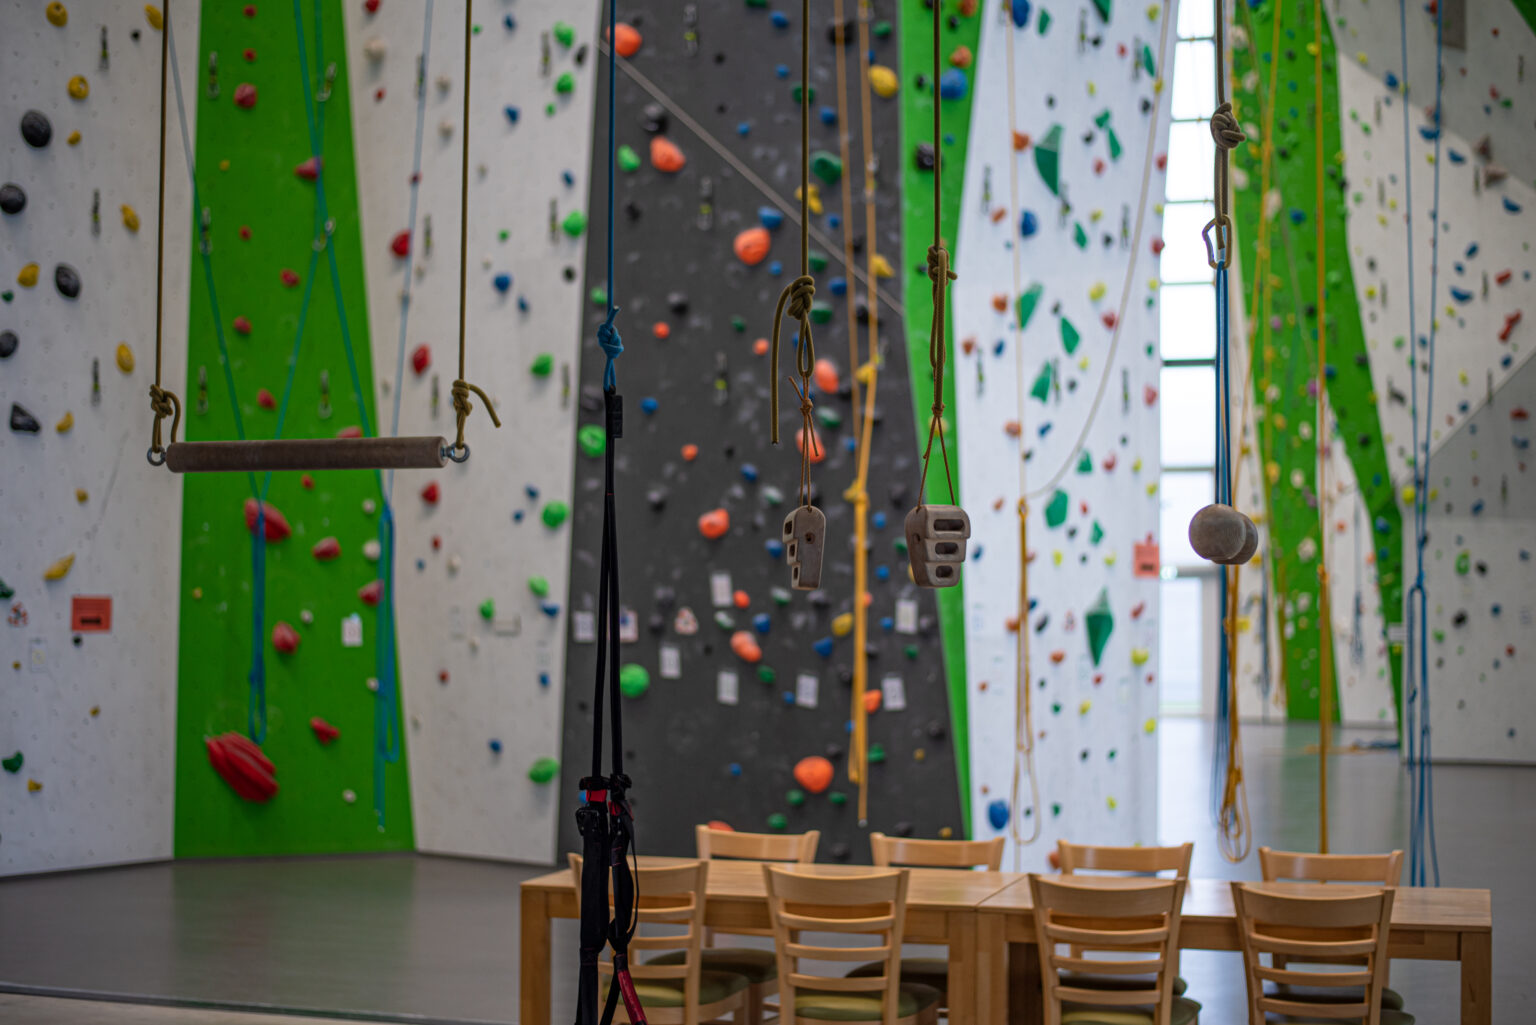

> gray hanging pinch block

[
  {"left": 782, "top": 505, "right": 827, "bottom": 591},
  {"left": 905, "top": 504, "right": 970, "bottom": 588}
]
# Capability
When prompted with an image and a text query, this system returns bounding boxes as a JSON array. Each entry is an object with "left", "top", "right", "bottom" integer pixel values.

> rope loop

[
  {"left": 148, "top": 382, "right": 183, "bottom": 462},
  {"left": 1209, "top": 101, "right": 1246, "bottom": 150},
  {"left": 597, "top": 310, "right": 624, "bottom": 391},
  {"left": 450, "top": 378, "right": 501, "bottom": 451},
  {"left": 768, "top": 276, "right": 818, "bottom": 444}
]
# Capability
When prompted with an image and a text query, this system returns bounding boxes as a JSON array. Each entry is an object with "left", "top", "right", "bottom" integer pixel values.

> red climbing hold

[
  {"left": 336, "top": 425, "right": 363, "bottom": 438},
  {"left": 294, "top": 156, "right": 322, "bottom": 181},
  {"left": 796, "top": 425, "right": 825, "bottom": 464},
  {"left": 1012, "top": 132, "right": 1030, "bottom": 151},
  {"left": 421, "top": 481, "right": 440, "bottom": 505},
  {"left": 239, "top": 225, "right": 252, "bottom": 240},
  {"left": 1150, "top": 237, "right": 1165, "bottom": 256},
  {"left": 243, "top": 48, "right": 256, "bottom": 62},
  {"left": 1511, "top": 406, "right": 1529, "bottom": 422},
  {"left": 1143, "top": 385, "right": 1159, "bottom": 406},
  {"left": 280, "top": 268, "right": 300, "bottom": 287},
  {"left": 411, "top": 344, "right": 430, "bottom": 374},
  {"left": 301, "top": 474, "right": 315, "bottom": 489},
  {"left": 729, "top": 630, "right": 762, "bottom": 663},
  {"left": 257, "top": 388, "right": 276, "bottom": 409},
  {"left": 206, "top": 732, "right": 277, "bottom": 802},
  {"left": 1101, "top": 311, "right": 1117, "bottom": 329},
  {"left": 272, "top": 621, "right": 301, "bottom": 654},
  {"left": 243, "top": 4, "right": 257, "bottom": 15},
  {"left": 610, "top": 22, "right": 642, "bottom": 58},
  {"left": 1496, "top": 269, "right": 1513, "bottom": 286},
  {"left": 1155, "top": 153, "right": 1167, "bottom": 171},
  {"left": 698, "top": 507, "right": 730, "bottom": 540},
  {"left": 234, "top": 83, "right": 258, "bottom": 109},
  {"left": 358, "top": 579, "right": 383, "bottom": 606},
  {"left": 233, "top": 315, "right": 252, "bottom": 335},
  {"left": 1093, "top": 158, "right": 1106, "bottom": 175},
  {"left": 310, "top": 717, "right": 340, "bottom": 744},
  {"left": 650, "top": 137, "right": 686, "bottom": 173},
  {"left": 391, "top": 230, "right": 410, "bottom": 257},
  {"left": 312, "top": 536, "right": 341, "bottom": 561},
  {"left": 364, "top": 0, "right": 380, "bottom": 11},
  {"left": 733, "top": 227, "right": 770, "bottom": 266},
  {"left": 244, "top": 498, "right": 291, "bottom": 541},
  {"left": 1499, "top": 310, "right": 1522, "bottom": 342},
  {"left": 793, "top": 756, "right": 834, "bottom": 794}
]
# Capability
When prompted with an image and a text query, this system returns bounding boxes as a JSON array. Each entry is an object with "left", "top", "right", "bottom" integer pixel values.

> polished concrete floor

[{"left": 0, "top": 718, "right": 1531, "bottom": 1023}]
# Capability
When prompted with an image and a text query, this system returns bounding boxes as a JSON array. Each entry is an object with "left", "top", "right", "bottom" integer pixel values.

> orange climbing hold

[
  {"left": 650, "top": 137, "right": 686, "bottom": 173},
  {"left": 698, "top": 507, "right": 730, "bottom": 540},
  {"left": 813, "top": 358, "right": 839, "bottom": 394},
  {"left": 796, "top": 425, "right": 825, "bottom": 463},
  {"left": 681, "top": 443, "right": 699, "bottom": 461},
  {"left": 1012, "top": 131, "right": 1030, "bottom": 151},
  {"left": 753, "top": 337, "right": 770, "bottom": 355},
  {"left": 949, "top": 45, "right": 973, "bottom": 69},
  {"left": 732, "top": 589, "right": 750, "bottom": 608},
  {"left": 733, "top": 227, "right": 771, "bottom": 266},
  {"left": 611, "top": 22, "right": 642, "bottom": 58},
  {"left": 991, "top": 294, "right": 1008, "bottom": 312},
  {"left": 730, "top": 630, "right": 762, "bottom": 663},
  {"left": 707, "top": 819, "right": 734, "bottom": 831},
  {"left": 863, "top": 689, "right": 883, "bottom": 713},
  {"left": 652, "top": 321, "right": 671, "bottom": 340},
  {"left": 792, "top": 755, "right": 834, "bottom": 794}
]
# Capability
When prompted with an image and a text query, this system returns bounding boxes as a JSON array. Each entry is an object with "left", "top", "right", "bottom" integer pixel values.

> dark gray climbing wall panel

[{"left": 559, "top": 0, "right": 962, "bottom": 861}]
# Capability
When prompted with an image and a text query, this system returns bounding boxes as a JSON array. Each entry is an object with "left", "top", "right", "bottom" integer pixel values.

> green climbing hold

[
  {"left": 828, "top": 790, "right": 847, "bottom": 805},
  {"left": 786, "top": 788, "right": 806, "bottom": 807},
  {"left": 479, "top": 599, "right": 495, "bottom": 621},
  {"left": 894, "top": 538, "right": 909, "bottom": 555},
  {"left": 808, "top": 250, "right": 829, "bottom": 272},
  {"left": 868, "top": 744, "right": 886, "bottom": 764},
  {"left": 561, "top": 210, "right": 588, "bottom": 238},
  {"left": 767, "top": 812, "right": 789, "bottom": 830},
  {"left": 1455, "top": 550, "right": 1470, "bottom": 576},
  {"left": 617, "top": 144, "right": 641, "bottom": 172},
  {"left": 1073, "top": 222, "right": 1089, "bottom": 249},
  {"left": 731, "top": 315, "right": 747, "bottom": 332},
  {"left": 528, "top": 576, "right": 550, "bottom": 596},
  {"left": 873, "top": 20, "right": 892, "bottom": 37},
  {"left": 578, "top": 423, "right": 606, "bottom": 457},
  {"left": 619, "top": 663, "right": 650, "bottom": 698},
  {"left": 714, "top": 611, "right": 736, "bottom": 630},
  {"left": 2, "top": 751, "right": 22, "bottom": 773},
  {"left": 1091, "top": 0, "right": 1111, "bottom": 21},
  {"left": 1107, "top": 127, "right": 1123, "bottom": 162},
  {"left": 810, "top": 302, "right": 834, "bottom": 324},
  {"left": 528, "top": 756, "right": 559, "bottom": 784},
  {"left": 1016, "top": 282, "right": 1044, "bottom": 330},
  {"left": 1089, "top": 520, "right": 1104, "bottom": 544},
  {"left": 1035, "top": 124, "right": 1063, "bottom": 195},
  {"left": 555, "top": 72, "right": 575, "bottom": 95},
  {"left": 1038, "top": 9, "right": 1052, "bottom": 33},
  {"left": 0, "top": 577, "right": 13, "bottom": 600},
  {"left": 758, "top": 665, "right": 776, "bottom": 683},
  {"left": 1085, "top": 588, "right": 1114, "bottom": 667},
  {"left": 590, "top": 286, "right": 608, "bottom": 306},
  {"left": 541, "top": 501, "right": 571, "bottom": 529},
  {"left": 1141, "top": 44, "right": 1156, "bottom": 77},
  {"left": 1030, "top": 361, "right": 1054, "bottom": 402},
  {"left": 903, "top": 644, "right": 919, "bottom": 660},
  {"left": 792, "top": 83, "right": 816, "bottom": 105},
  {"left": 1044, "top": 488, "right": 1069, "bottom": 528},
  {"left": 1060, "top": 317, "right": 1081, "bottom": 354},
  {"left": 771, "top": 587, "right": 792, "bottom": 606},
  {"left": 746, "top": 0, "right": 768, "bottom": 7},
  {"left": 552, "top": 21, "right": 575, "bottom": 46},
  {"left": 1051, "top": 802, "right": 1062, "bottom": 817},
  {"left": 1094, "top": 109, "right": 1113, "bottom": 129},
  {"left": 810, "top": 151, "right": 843, "bottom": 185},
  {"left": 763, "top": 486, "right": 785, "bottom": 506},
  {"left": 530, "top": 353, "right": 554, "bottom": 377},
  {"left": 1077, "top": 451, "right": 1094, "bottom": 475},
  {"left": 816, "top": 407, "right": 843, "bottom": 430}
]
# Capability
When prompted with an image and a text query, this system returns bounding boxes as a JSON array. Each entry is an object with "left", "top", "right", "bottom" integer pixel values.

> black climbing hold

[
  {"left": 624, "top": 201, "right": 642, "bottom": 221},
  {"left": 836, "top": 664, "right": 852, "bottom": 685},
  {"left": 918, "top": 615, "right": 936, "bottom": 635},
  {"left": 654, "top": 586, "right": 676, "bottom": 608},
  {"left": 824, "top": 742, "right": 844, "bottom": 760},
  {"left": 10, "top": 403, "right": 40, "bottom": 433},
  {"left": 647, "top": 613, "right": 666, "bottom": 634},
  {"left": 947, "top": 13, "right": 959, "bottom": 29},
  {"left": 0, "top": 330, "right": 16, "bottom": 359},
  {"left": 646, "top": 487, "right": 667, "bottom": 510},
  {"left": 54, "top": 264, "right": 81, "bottom": 299},
  {"left": 854, "top": 299, "right": 870, "bottom": 324},
  {"left": 574, "top": 43, "right": 588, "bottom": 66},
  {"left": 0, "top": 184, "right": 25, "bottom": 215},
  {"left": 667, "top": 291, "right": 689, "bottom": 315},
  {"left": 914, "top": 73, "right": 929, "bottom": 91},
  {"left": 808, "top": 589, "right": 830, "bottom": 609},
  {"left": 562, "top": 266, "right": 576, "bottom": 282},
  {"left": 20, "top": 111, "right": 52, "bottom": 148},
  {"left": 913, "top": 142, "right": 936, "bottom": 171},
  {"left": 642, "top": 102, "right": 668, "bottom": 134},
  {"left": 889, "top": 482, "right": 908, "bottom": 508},
  {"left": 1140, "top": 98, "right": 1152, "bottom": 114},
  {"left": 926, "top": 719, "right": 947, "bottom": 741},
  {"left": 713, "top": 53, "right": 726, "bottom": 64},
  {"left": 893, "top": 821, "right": 913, "bottom": 837},
  {"left": 830, "top": 842, "right": 851, "bottom": 860}
]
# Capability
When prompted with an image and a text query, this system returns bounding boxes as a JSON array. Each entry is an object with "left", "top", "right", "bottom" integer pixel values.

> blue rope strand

[
  {"left": 1210, "top": 260, "right": 1233, "bottom": 826},
  {"left": 598, "top": 0, "right": 623, "bottom": 390}
]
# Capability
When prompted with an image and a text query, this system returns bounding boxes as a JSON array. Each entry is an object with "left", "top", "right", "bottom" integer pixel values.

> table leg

[
  {"left": 1460, "top": 930, "right": 1491, "bottom": 1025},
  {"left": 975, "top": 914, "right": 1007, "bottom": 1024},
  {"left": 946, "top": 912, "right": 977, "bottom": 1024},
  {"left": 1008, "top": 941, "right": 1043, "bottom": 1025},
  {"left": 520, "top": 889, "right": 552, "bottom": 1025}
]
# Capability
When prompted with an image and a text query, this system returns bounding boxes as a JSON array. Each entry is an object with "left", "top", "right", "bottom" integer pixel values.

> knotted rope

[
  {"left": 915, "top": 0, "right": 957, "bottom": 506},
  {"left": 146, "top": 7, "right": 182, "bottom": 466}
]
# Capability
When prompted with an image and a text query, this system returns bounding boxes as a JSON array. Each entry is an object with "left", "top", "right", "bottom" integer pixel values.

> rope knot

[
  {"left": 597, "top": 313, "right": 624, "bottom": 391},
  {"left": 1209, "top": 102, "right": 1246, "bottom": 151},
  {"left": 450, "top": 378, "right": 502, "bottom": 450},
  {"left": 786, "top": 275, "right": 816, "bottom": 320},
  {"left": 147, "top": 382, "right": 182, "bottom": 456},
  {"left": 926, "top": 244, "right": 956, "bottom": 283}
]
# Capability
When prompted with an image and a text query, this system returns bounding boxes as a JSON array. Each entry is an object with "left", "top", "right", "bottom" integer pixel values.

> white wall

[
  {"left": 953, "top": 3, "right": 1176, "bottom": 867},
  {"left": 344, "top": 0, "right": 599, "bottom": 863},
  {"left": 0, "top": 1, "right": 198, "bottom": 875}
]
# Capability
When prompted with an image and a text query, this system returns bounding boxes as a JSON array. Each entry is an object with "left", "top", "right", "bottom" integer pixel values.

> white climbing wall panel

[
  {"left": 952, "top": 2, "right": 1175, "bottom": 868},
  {"left": 0, "top": 1, "right": 198, "bottom": 875},
  {"left": 344, "top": 0, "right": 600, "bottom": 863}
]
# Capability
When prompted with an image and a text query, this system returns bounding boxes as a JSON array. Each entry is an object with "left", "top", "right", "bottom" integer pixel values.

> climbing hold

[
  {"left": 813, "top": 358, "right": 839, "bottom": 394},
  {"left": 54, "top": 264, "right": 81, "bottom": 299},
  {"left": 810, "top": 151, "right": 843, "bottom": 185},
  {"left": 294, "top": 156, "right": 322, "bottom": 180},
  {"left": 390, "top": 230, "right": 410, "bottom": 257},
  {"left": 616, "top": 144, "right": 640, "bottom": 172},
  {"left": 542, "top": 501, "right": 570, "bottom": 528},
  {"left": 233, "top": 82, "right": 257, "bottom": 108},
  {"left": 144, "top": 5, "right": 163, "bottom": 29},
  {"left": 987, "top": 799, "right": 1010, "bottom": 830},
  {"left": 529, "top": 353, "right": 554, "bottom": 377},
  {"left": 0, "top": 184, "right": 24, "bottom": 214},
  {"left": 310, "top": 717, "right": 340, "bottom": 744},
  {"left": 555, "top": 72, "right": 575, "bottom": 95},
  {"left": 271, "top": 621, "right": 301, "bottom": 654},
  {"left": 869, "top": 65, "right": 898, "bottom": 98},
  {"left": 1085, "top": 589, "right": 1114, "bottom": 666},
  {"left": 1035, "top": 124, "right": 1063, "bottom": 195},
  {"left": 244, "top": 498, "right": 292, "bottom": 541},
  {"left": 67, "top": 76, "right": 89, "bottom": 100},
  {"left": 1044, "top": 489, "right": 1069, "bottom": 527},
  {"left": 20, "top": 111, "right": 52, "bottom": 148},
  {"left": 868, "top": 744, "right": 886, "bottom": 764},
  {"left": 913, "top": 142, "right": 936, "bottom": 171},
  {"left": 46, "top": 1, "right": 67, "bottom": 26},
  {"left": 766, "top": 812, "right": 789, "bottom": 831},
  {"left": 831, "top": 612, "right": 853, "bottom": 637},
  {"left": 420, "top": 481, "right": 440, "bottom": 505},
  {"left": 611, "top": 22, "right": 642, "bottom": 57},
  {"left": 232, "top": 316, "right": 252, "bottom": 335},
  {"left": 1011, "top": 0, "right": 1031, "bottom": 27},
  {"left": 358, "top": 579, "right": 383, "bottom": 606},
  {"left": 561, "top": 210, "right": 588, "bottom": 237},
  {"left": 311, "top": 536, "right": 341, "bottom": 561},
  {"left": 528, "top": 756, "right": 559, "bottom": 783},
  {"left": 699, "top": 507, "right": 730, "bottom": 540},
  {"left": 43, "top": 554, "right": 75, "bottom": 581},
  {"left": 17, "top": 264, "right": 39, "bottom": 288},
  {"left": 938, "top": 69, "right": 969, "bottom": 101},
  {"left": 0, "top": 331, "right": 16, "bottom": 359},
  {"left": 730, "top": 630, "right": 763, "bottom": 662},
  {"left": 1020, "top": 210, "right": 1038, "bottom": 237},
  {"left": 552, "top": 21, "right": 576, "bottom": 47},
  {"left": 479, "top": 599, "right": 495, "bottom": 621},
  {"left": 734, "top": 227, "right": 770, "bottom": 266},
  {"left": 650, "top": 137, "right": 686, "bottom": 172},
  {"left": 10, "top": 403, "right": 39, "bottom": 433},
  {"left": 1060, "top": 318, "right": 1080, "bottom": 354},
  {"left": 1017, "top": 282, "right": 1044, "bottom": 329},
  {"left": 619, "top": 663, "right": 650, "bottom": 698},
  {"left": 55, "top": 411, "right": 73, "bottom": 433},
  {"left": 1, "top": 752, "right": 21, "bottom": 773},
  {"left": 578, "top": 423, "right": 606, "bottom": 457},
  {"left": 206, "top": 732, "right": 277, "bottom": 802},
  {"left": 409, "top": 343, "right": 430, "bottom": 375}
]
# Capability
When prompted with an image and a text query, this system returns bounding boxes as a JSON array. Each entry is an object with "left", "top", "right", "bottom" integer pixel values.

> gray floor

[{"left": 0, "top": 718, "right": 1531, "bottom": 1023}]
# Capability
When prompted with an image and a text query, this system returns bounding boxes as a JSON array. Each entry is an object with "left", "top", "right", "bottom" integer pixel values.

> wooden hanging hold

[
  {"left": 164, "top": 436, "right": 447, "bottom": 473},
  {"left": 782, "top": 505, "right": 826, "bottom": 591}
]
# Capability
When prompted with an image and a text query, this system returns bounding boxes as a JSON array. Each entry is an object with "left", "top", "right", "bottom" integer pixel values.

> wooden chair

[
  {"left": 1257, "top": 848, "right": 1407, "bottom": 1013},
  {"left": 843, "top": 833, "right": 1005, "bottom": 1008},
  {"left": 1231, "top": 882, "right": 1412, "bottom": 1025},
  {"left": 566, "top": 856, "right": 749, "bottom": 1025},
  {"left": 1029, "top": 874, "right": 1199, "bottom": 1025},
  {"left": 763, "top": 865, "right": 941, "bottom": 1024}
]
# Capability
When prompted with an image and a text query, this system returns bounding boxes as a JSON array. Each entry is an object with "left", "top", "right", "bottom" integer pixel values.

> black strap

[{"left": 574, "top": 391, "right": 644, "bottom": 1025}]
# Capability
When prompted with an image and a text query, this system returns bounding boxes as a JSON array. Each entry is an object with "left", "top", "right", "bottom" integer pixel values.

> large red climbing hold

[
  {"left": 272, "top": 621, "right": 301, "bottom": 653},
  {"left": 411, "top": 344, "right": 430, "bottom": 375},
  {"left": 391, "top": 230, "right": 410, "bottom": 257},
  {"left": 420, "top": 481, "right": 440, "bottom": 505},
  {"left": 310, "top": 717, "right": 340, "bottom": 744},
  {"left": 358, "top": 579, "right": 383, "bottom": 606},
  {"left": 234, "top": 83, "right": 258, "bottom": 109},
  {"left": 244, "top": 498, "right": 292, "bottom": 541},
  {"left": 206, "top": 732, "right": 278, "bottom": 802}
]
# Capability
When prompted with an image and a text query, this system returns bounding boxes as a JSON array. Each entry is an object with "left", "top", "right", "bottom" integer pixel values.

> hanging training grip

[
  {"left": 905, "top": 504, "right": 971, "bottom": 588},
  {"left": 164, "top": 436, "right": 448, "bottom": 473},
  {"left": 1188, "top": 503, "right": 1258, "bottom": 565},
  {"left": 782, "top": 505, "right": 827, "bottom": 590}
]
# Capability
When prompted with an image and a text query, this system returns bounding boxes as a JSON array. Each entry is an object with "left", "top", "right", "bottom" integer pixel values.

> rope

[
  {"left": 147, "top": 5, "right": 181, "bottom": 464},
  {"left": 1311, "top": 0, "right": 1334, "bottom": 854},
  {"left": 769, "top": 0, "right": 819, "bottom": 510},
  {"left": 916, "top": 0, "right": 956, "bottom": 507},
  {"left": 449, "top": 0, "right": 500, "bottom": 459},
  {"left": 1401, "top": 0, "right": 1442, "bottom": 888}
]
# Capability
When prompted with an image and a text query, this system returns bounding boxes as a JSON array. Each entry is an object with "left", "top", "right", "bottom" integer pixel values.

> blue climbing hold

[
  {"left": 828, "top": 214, "right": 841, "bottom": 229},
  {"left": 729, "top": 762, "right": 742, "bottom": 776},
  {"left": 1449, "top": 286, "right": 1473, "bottom": 303},
  {"left": 539, "top": 672, "right": 551, "bottom": 687},
  {"left": 640, "top": 396, "right": 659, "bottom": 414},
  {"left": 737, "top": 121, "right": 752, "bottom": 136},
  {"left": 526, "top": 484, "right": 540, "bottom": 499},
  {"left": 874, "top": 564, "right": 890, "bottom": 581},
  {"left": 1471, "top": 499, "right": 1485, "bottom": 516},
  {"left": 1384, "top": 71, "right": 1398, "bottom": 89},
  {"left": 505, "top": 106, "right": 520, "bottom": 123},
  {"left": 813, "top": 637, "right": 835, "bottom": 658},
  {"left": 872, "top": 511, "right": 887, "bottom": 529},
  {"left": 760, "top": 206, "right": 785, "bottom": 229},
  {"left": 1020, "top": 209, "right": 1039, "bottom": 237},
  {"left": 829, "top": 277, "right": 848, "bottom": 296},
  {"left": 512, "top": 510, "right": 525, "bottom": 523},
  {"left": 771, "top": 10, "right": 790, "bottom": 28},
  {"left": 994, "top": 339, "right": 1006, "bottom": 356},
  {"left": 503, "top": 14, "right": 516, "bottom": 29},
  {"left": 1374, "top": 517, "right": 1391, "bottom": 534},
  {"left": 820, "top": 105, "right": 837, "bottom": 125},
  {"left": 938, "top": 69, "right": 969, "bottom": 101},
  {"left": 741, "top": 462, "right": 759, "bottom": 482},
  {"left": 767, "top": 538, "right": 785, "bottom": 558},
  {"left": 879, "top": 616, "right": 894, "bottom": 632},
  {"left": 1465, "top": 242, "right": 1479, "bottom": 258},
  {"left": 753, "top": 613, "right": 772, "bottom": 634},
  {"left": 1447, "top": 149, "right": 1465, "bottom": 164},
  {"left": 769, "top": 260, "right": 783, "bottom": 276},
  {"left": 988, "top": 798, "right": 1011, "bottom": 830},
  {"left": 775, "top": 63, "right": 790, "bottom": 78},
  {"left": 1289, "top": 208, "right": 1307, "bottom": 225},
  {"left": 1011, "top": 0, "right": 1031, "bottom": 28},
  {"left": 1503, "top": 197, "right": 1523, "bottom": 214},
  {"left": 783, "top": 691, "right": 796, "bottom": 705},
  {"left": 489, "top": 739, "right": 503, "bottom": 754},
  {"left": 540, "top": 600, "right": 560, "bottom": 617},
  {"left": 518, "top": 296, "right": 530, "bottom": 312},
  {"left": 843, "top": 437, "right": 857, "bottom": 452},
  {"left": 561, "top": 170, "right": 575, "bottom": 187},
  {"left": 493, "top": 272, "right": 512, "bottom": 293},
  {"left": 416, "top": 558, "right": 426, "bottom": 571},
  {"left": 1418, "top": 126, "right": 1440, "bottom": 141}
]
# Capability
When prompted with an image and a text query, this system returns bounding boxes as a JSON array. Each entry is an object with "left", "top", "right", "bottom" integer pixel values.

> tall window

[{"left": 1158, "top": 4, "right": 1219, "bottom": 713}]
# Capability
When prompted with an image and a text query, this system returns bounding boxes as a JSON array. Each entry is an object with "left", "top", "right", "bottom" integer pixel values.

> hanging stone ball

[
  {"left": 0, "top": 330, "right": 17, "bottom": 359},
  {"left": 20, "top": 110, "right": 53, "bottom": 148},
  {"left": 54, "top": 263, "right": 81, "bottom": 299},
  {"left": 1228, "top": 512, "right": 1260, "bottom": 565},
  {"left": 1188, "top": 503, "right": 1251, "bottom": 564},
  {"left": 0, "top": 183, "right": 25, "bottom": 215}
]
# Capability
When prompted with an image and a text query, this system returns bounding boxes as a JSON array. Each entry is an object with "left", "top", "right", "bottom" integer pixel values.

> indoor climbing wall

[
  {"left": 344, "top": 1, "right": 600, "bottom": 863},
  {"left": 951, "top": 0, "right": 1174, "bottom": 864},
  {"left": 172, "top": 0, "right": 414, "bottom": 857},
  {"left": 0, "top": 2, "right": 198, "bottom": 876},
  {"left": 558, "top": 0, "right": 966, "bottom": 860}
]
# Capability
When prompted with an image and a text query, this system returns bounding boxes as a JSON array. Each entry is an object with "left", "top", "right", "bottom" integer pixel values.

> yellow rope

[{"left": 1312, "top": 0, "right": 1334, "bottom": 853}]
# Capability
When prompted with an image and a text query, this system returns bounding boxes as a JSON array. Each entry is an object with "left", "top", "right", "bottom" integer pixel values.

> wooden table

[
  {"left": 975, "top": 877, "right": 1493, "bottom": 1025},
  {"left": 519, "top": 857, "right": 1015, "bottom": 1025}
]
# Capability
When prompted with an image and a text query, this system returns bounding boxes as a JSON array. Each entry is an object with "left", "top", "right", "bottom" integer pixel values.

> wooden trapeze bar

[{"left": 163, "top": 436, "right": 449, "bottom": 473}]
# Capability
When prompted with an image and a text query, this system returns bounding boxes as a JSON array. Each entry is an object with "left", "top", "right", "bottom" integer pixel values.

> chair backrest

[
  {"left": 1057, "top": 840, "right": 1193, "bottom": 877},
  {"left": 569, "top": 855, "right": 710, "bottom": 1020},
  {"left": 1258, "top": 847, "right": 1403, "bottom": 885},
  {"left": 870, "top": 832, "right": 1004, "bottom": 870},
  {"left": 697, "top": 824, "right": 819, "bottom": 863},
  {"left": 1029, "top": 875, "right": 1186, "bottom": 1025},
  {"left": 763, "top": 866, "right": 910, "bottom": 1025},
  {"left": 1231, "top": 882, "right": 1395, "bottom": 1025}
]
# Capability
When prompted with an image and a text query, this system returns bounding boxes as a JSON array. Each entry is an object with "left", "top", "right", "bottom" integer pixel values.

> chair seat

[
  {"left": 1061, "top": 970, "right": 1189, "bottom": 997},
  {"left": 1061, "top": 995, "right": 1201, "bottom": 1025},
  {"left": 648, "top": 946, "right": 778, "bottom": 983},
  {"left": 1267, "top": 983, "right": 1406, "bottom": 1011},
  {"left": 1270, "top": 1013, "right": 1413, "bottom": 1025},
  {"left": 846, "top": 956, "right": 949, "bottom": 996},
  {"left": 605, "top": 969, "right": 749, "bottom": 1009},
  {"left": 793, "top": 981, "right": 943, "bottom": 1021}
]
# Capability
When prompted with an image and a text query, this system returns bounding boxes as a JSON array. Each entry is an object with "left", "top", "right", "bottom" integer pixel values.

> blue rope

[
  {"left": 1399, "top": 0, "right": 1442, "bottom": 888},
  {"left": 1209, "top": 260, "right": 1234, "bottom": 827},
  {"left": 598, "top": 0, "right": 623, "bottom": 390}
]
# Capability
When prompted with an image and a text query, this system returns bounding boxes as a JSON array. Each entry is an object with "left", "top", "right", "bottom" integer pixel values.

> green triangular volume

[
  {"left": 1035, "top": 123, "right": 1063, "bottom": 195},
  {"left": 1017, "top": 282, "right": 1045, "bottom": 330},
  {"left": 1085, "top": 587, "right": 1114, "bottom": 666},
  {"left": 1044, "top": 488, "right": 1069, "bottom": 527},
  {"left": 1060, "top": 317, "right": 1081, "bottom": 354},
  {"left": 1030, "top": 361, "right": 1054, "bottom": 402}
]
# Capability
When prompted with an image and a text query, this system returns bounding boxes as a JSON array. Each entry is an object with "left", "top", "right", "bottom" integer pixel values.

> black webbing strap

[{"left": 574, "top": 391, "right": 644, "bottom": 1025}]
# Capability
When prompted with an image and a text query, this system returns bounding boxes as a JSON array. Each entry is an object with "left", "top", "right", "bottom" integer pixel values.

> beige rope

[
  {"left": 915, "top": 1, "right": 957, "bottom": 507},
  {"left": 147, "top": 0, "right": 182, "bottom": 463}
]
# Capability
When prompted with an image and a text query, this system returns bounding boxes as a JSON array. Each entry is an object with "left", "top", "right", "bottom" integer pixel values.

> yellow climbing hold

[
  {"left": 1400, "top": 484, "right": 1415, "bottom": 503},
  {"left": 1130, "top": 647, "right": 1150, "bottom": 666},
  {"left": 796, "top": 183, "right": 823, "bottom": 216},
  {"left": 17, "top": 263, "right": 39, "bottom": 288},
  {"left": 28, "top": 779, "right": 43, "bottom": 793},
  {"left": 75, "top": 488, "right": 88, "bottom": 503},
  {"left": 938, "top": 826, "right": 953, "bottom": 839},
  {"left": 1144, "top": 718, "right": 1157, "bottom": 734},
  {"left": 870, "top": 253, "right": 894, "bottom": 279},
  {"left": 219, "top": 159, "right": 231, "bottom": 172},
  {"left": 1104, "top": 551, "right": 1117, "bottom": 566},
  {"left": 831, "top": 612, "right": 853, "bottom": 637},
  {"left": 869, "top": 65, "right": 899, "bottom": 98},
  {"left": 56, "top": 411, "right": 74, "bottom": 433},
  {"left": 68, "top": 76, "right": 90, "bottom": 100},
  {"left": 67, "top": 130, "right": 81, "bottom": 145},
  {"left": 46, "top": 1, "right": 67, "bottom": 26},
  {"left": 116, "top": 343, "right": 135, "bottom": 373},
  {"left": 1087, "top": 80, "right": 1097, "bottom": 96},
  {"left": 44, "top": 554, "right": 76, "bottom": 581},
  {"left": 1145, "top": 3, "right": 1160, "bottom": 18},
  {"left": 1106, "top": 795, "right": 1117, "bottom": 810},
  {"left": 1357, "top": 51, "right": 1369, "bottom": 66},
  {"left": 145, "top": 5, "right": 163, "bottom": 30},
  {"left": 1052, "top": 550, "right": 1064, "bottom": 566},
  {"left": 1088, "top": 282, "right": 1107, "bottom": 302},
  {"left": 121, "top": 205, "right": 141, "bottom": 233},
  {"left": 1079, "top": 700, "right": 1092, "bottom": 715}
]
